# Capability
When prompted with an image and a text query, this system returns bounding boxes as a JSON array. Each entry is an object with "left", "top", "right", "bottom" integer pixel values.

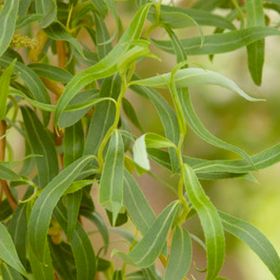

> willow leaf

[
  {"left": 28, "top": 155, "right": 95, "bottom": 260},
  {"left": 152, "top": 27, "right": 280, "bottom": 55},
  {"left": 123, "top": 170, "right": 155, "bottom": 235},
  {"left": 21, "top": 107, "right": 59, "bottom": 188},
  {"left": 84, "top": 75, "right": 120, "bottom": 155},
  {"left": 131, "top": 68, "right": 262, "bottom": 102},
  {"left": 64, "top": 121, "right": 84, "bottom": 167},
  {"left": 122, "top": 98, "right": 143, "bottom": 131},
  {"left": 164, "top": 226, "right": 192, "bottom": 280},
  {"left": 99, "top": 130, "right": 124, "bottom": 224},
  {"left": 246, "top": 0, "right": 265, "bottom": 85},
  {"left": 35, "top": 0, "right": 56, "bottom": 27},
  {"left": 0, "top": 222, "right": 27, "bottom": 277},
  {"left": 0, "top": 263, "right": 24, "bottom": 280},
  {"left": 220, "top": 211, "right": 280, "bottom": 279},
  {"left": 116, "top": 201, "right": 180, "bottom": 268},
  {"left": 28, "top": 63, "right": 73, "bottom": 84},
  {"left": 0, "top": 165, "right": 22, "bottom": 182},
  {"left": 148, "top": 5, "right": 235, "bottom": 30},
  {"left": 0, "top": 0, "right": 19, "bottom": 56},
  {"left": 91, "top": 0, "right": 108, "bottom": 17},
  {"left": 54, "top": 3, "right": 151, "bottom": 125},
  {"left": 183, "top": 165, "right": 225, "bottom": 280},
  {"left": 0, "top": 60, "right": 15, "bottom": 120},
  {"left": 54, "top": 204, "right": 96, "bottom": 280},
  {"left": 131, "top": 84, "right": 180, "bottom": 171}
]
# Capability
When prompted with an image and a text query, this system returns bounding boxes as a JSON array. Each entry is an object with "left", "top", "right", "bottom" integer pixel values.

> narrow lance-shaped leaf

[
  {"left": 148, "top": 4, "right": 235, "bottom": 30},
  {"left": 0, "top": 60, "right": 15, "bottom": 120},
  {"left": 0, "top": 0, "right": 20, "bottom": 56},
  {"left": 123, "top": 170, "right": 155, "bottom": 235},
  {"left": 21, "top": 107, "right": 59, "bottom": 188},
  {"left": 152, "top": 27, "right": 280, "bottom": 55},
  {"left": 28, "top": 155, "right": 95, "bottom": 260},
  {"left": 131, "top": 68, "right": 262, "bottom": 102},
  {"left": 54, "top": 204, "right": 96, "bottom": 280},
  {"left": 54, "top": 3, "right": 151, "bottom": 125},
  {"left": 99, "top": 130, "right": 124, "bottom": 224},
  {"left": 116, "top": 201, "right": 180, "bottom": 268},
  {"left": 220, "top": 211, "right": 280, "bottom": 280},
  {"left": 246, "top": 0, "right": 266, "bottom": 85},
  {"left": 35, "top": 0, "right": 57, "bottom": 28},
  {"left": 0, "top": 263, "right": 24, "bottom": 280},
  {"left": 84, "top": 75, "right": 121, "bottom": 155},
  {"left": 183, "top": 165, "right": 225, "bottom": 280},
  {"left": 0, "top": 222, "right": 27, "bottom": 277},
  {"left": 131, "top": 83, "right": 180, "bottom": 171},
  {"left": 164, "top": 226, "right": 192, "bottom": 280}
]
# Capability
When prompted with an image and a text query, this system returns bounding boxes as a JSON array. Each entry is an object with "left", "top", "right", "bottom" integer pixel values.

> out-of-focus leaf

[
  {"left": 148, "top": 5, "right": 235, "bottom": 30},
  {"left": 0, "top": 200, "right": 13, "bottom": 221},
  {"left": 100, "top": 130, "right": 124, "bottom": 224},
  {"left": 164, "top": 226, "right": 192, "bottom": 280},
  {"left": 28, "top": 155, "right": 95, "bottom": 260},
  {"left": 246, "top": 0, "right": 265, "bottom": 85},
  {"left": 91, "top": 0, "right": 108, "bottom": 17},
  {"left": 0, "top": 222, "right": 27, "bottom": 277},
  {"left": 116, "top": 201, "right": 180, "bottom": 268},
  {"left": 21, "top": 107, "right": 59, "bottom": 188},
  {"left": 0, "top": 0, "right": 19, "bottom": 56},
  {"left": 0, "top": 263, "right": 24, "bottom": 280},
  {"left": 183, "top": 165, "right": 225, "bottom": 280},
  {"left": 35, "top": 0, "right": 57, "bottom": 27},
  {"left": 152, "top": 27, "right": 280, "bottom": 55},
  {"left": 220, "top": 211, "right": 280, "bottom": 280},
  {"left": 0, "top": 60, "right": 15, "bottom": 120}
]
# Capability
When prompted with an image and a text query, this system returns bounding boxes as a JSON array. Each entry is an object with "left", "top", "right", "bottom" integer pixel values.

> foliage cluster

[{"left": 0, "top": 0, "right": 280, "bottom": 279}]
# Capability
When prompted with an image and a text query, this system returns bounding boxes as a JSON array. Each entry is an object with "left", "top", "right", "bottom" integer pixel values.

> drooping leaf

[
  {"left": 246, "top": 0, "right": 266, "bottom": 85},
  {"left": 220, "top": 211, "right": 280, "bottom": 280},
  {"left": 0, "top": 222, "right": 27, "bottom": 277},
  {"left": 183, "top": 165, "right": 225, "bottom": 280},
  {"left": 116, "top": 201, "right": 180, "bottom": 268},
  {"left": 164, "top": 226, "right": 192, "bottom": 280},
  {"left": 35, "top": 0, "right": 57, "bottom": 27},
  {"left": 28, "top": 155, "right": 95, "bottom": 260},
  {"left": 21, "top": 107, "right": 59, "bottom": 188},
  {"left": 99, "top": 130, "right": 124, "bottom": 224}
]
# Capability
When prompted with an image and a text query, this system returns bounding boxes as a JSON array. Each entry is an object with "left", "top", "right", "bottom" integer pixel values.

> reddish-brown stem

[{"left": 0, "top": 120, "right": 17, "bottom": 210}]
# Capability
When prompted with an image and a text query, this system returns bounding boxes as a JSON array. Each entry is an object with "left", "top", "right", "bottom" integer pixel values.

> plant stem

[{"left": 0, "top": 120, "right": 17, "bottom": 210}]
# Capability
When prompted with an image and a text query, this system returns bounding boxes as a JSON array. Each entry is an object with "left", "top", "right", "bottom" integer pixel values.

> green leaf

[
  {"left": 123, "top": 170, "right": 155, "bottom": 235},
  {"left": 133, "top": 133, "right": 176, "bottom": 170},
  {"left": 54, "top": 204, "right": 96, "bottom": 280},
  {"left": 54, "top": 3, "right": 151, "bottom": 125},
  {"left": 0, "top": 263, "right": 24, "bottom": 280},
  {"left": 0, "top": 200, "right": 13, "bottom": 221},
  {"left": 164, "top": 226, "right": 192, "bottom": 280},
  {"left": 84, "top": 75, "right": 121, "bottom": 155},
  {"left": 28, "top": 155, "right": 95, "bottom": 260},
  {"left": 246, "top": 0, "right": 265, "bottom": 85},
  {"left": 152, "top": 27, "right": 280, "bottom": 55},
  {"left": 131, "top": 83, "right": 180, "bottom": 171},
  {"left": 0, "top": 222, "right": 27, "bottom": 277},
  {"left": 0, "top": 164, "right": 22, "bottom": 182},
  {"left": 99, "top": 130, "right": 124, "bottom": 224},
  {"left": 131, "top": 68, "right": 262, "bottom": 102},
  {"left": 0, "top": 60, "right": 15, "bottom": 120},
  {"left": 148, "top": 5, "right": 235, "bottom": 30},
  {"left": 220, "top": 211, "right": 280, "bottom": 280},
  {"left": 28, "top": 63, "right": 73, "bottom": 84},
  {"left": 21, "top": 107, "right": 59, "bottom": 188},
  {"left": 122, "top": 97, "right": 143, "bottom": 131},
  {"left": 0, "top": 0, "right": 20, "bottom": 56},
  {"left": 91, "top": 0, "right": 108, "bottom": 18},
  {"left": 35, "top": 0, "right": 57, "bottom": 27},
  {"left": 116, "top": 201, "right": 180, "bottom": 268},
  {"left": 183, "top": 165, "right": 225, "bottom": 280},
  {"left": 64, "top": 120, "right": 84, "bottom": 167}
]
